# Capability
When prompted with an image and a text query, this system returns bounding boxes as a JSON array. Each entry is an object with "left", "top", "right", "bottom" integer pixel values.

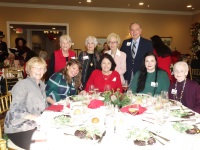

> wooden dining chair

[
  {"left": 0, "top": 93, "right": 12, "bottom": 135},
  {"left": 190, "top": 68, "right": 200, "bottom": 80},
  {"left": 4, "top": 68, "right": 23, "bottom": 95}
]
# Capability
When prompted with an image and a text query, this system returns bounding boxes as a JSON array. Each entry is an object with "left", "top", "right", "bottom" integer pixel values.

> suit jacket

[{"left": 120, "top": 37, "right": 153, "bottom": 83}]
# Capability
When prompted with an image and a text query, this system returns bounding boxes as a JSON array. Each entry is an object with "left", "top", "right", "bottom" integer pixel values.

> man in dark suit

[
  {"left": 121, "top": 22, "right": 153, "bottom": 84},
  {"left": 0, "top": 31, "right": 8, "bottom": 62}
]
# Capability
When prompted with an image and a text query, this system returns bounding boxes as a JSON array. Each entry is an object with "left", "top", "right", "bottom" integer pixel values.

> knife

[
  {"left": 98, "top": 131, "right": 106, "bottom": 143},
  {"left": 149, "top": 131, "right": 170, "bottom": 142},
  {"left": 169, "top": 119, "right": 196, "bottom": 122}
]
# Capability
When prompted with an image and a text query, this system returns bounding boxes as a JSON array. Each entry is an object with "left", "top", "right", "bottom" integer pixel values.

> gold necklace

[{"left": 174, "top": 79, "right": 186, "bottom": 103}]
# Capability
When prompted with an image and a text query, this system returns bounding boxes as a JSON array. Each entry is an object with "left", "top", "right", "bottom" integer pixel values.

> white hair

[
  {"left": 60, "top": 35, "right": 72, "bottom": 43},
  {"left": 173, "top": 61, "right": 189, "bottom": 73},
  {"left": 85, "top": 36, "right": 98, "bottom": 47}
]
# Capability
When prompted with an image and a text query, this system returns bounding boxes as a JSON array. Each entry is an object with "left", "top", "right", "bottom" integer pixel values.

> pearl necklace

[{"left": 174, "top": 79, "right": 186, "bottom": 103}]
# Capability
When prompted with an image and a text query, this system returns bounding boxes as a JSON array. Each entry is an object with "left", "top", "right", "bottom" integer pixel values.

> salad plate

[
  {"left": 52, "top": 114, "right": 84, "bottom": 128},
  {"left": 170, "top": 109, "right": 195, "bottom": 118},
  {"left": 126, "top": 127, "right": 157, "bottom": 146},
  {"left": 172, "top": 122, "right": 200, "bottom": 135}
]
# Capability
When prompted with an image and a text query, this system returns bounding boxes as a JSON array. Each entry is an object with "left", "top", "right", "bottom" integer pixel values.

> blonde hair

[
  {"left": 107, "top": 33, "right": 121, "bottom": 45},
  {"left": 85, "top": 36, "right": 98, "bottom": 47},
  {"left": 60, "top": 35, "right": 72, "bottom": 43},
  {"left": 25, "top": 57, "right": 47, "bottom": 75}
]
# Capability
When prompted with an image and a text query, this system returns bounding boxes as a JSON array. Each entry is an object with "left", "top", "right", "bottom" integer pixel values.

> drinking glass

[
  {"left": 126, "top": 90, "right": 133, "bottom": 101},
  {"left": 104, "top": 84, "right": 111, "bottom": 92},
  {"left": 89, "top": 84, "right": 95, "bottom": 95},
  {"left": 94, "top": 88, "right": 99, "bottom": 99},
  {"left": 122, "top": 80, "right": 128, "bottom": 93}
]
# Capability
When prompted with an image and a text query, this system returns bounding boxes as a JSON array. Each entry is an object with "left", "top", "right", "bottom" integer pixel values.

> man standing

[
  {"left": 121, "top": 22, "right": 153, "bottom": 84},
  {"left": 0, "top": 31, "right": 8, "bottom": 62}
]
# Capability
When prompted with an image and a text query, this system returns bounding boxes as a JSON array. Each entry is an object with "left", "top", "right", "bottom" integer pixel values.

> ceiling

[{"left": 0, "top": 0, "right": 200, "bottom": 13}]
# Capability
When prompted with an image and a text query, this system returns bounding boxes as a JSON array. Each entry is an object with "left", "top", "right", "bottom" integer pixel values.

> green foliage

[{"left": 103, "top": 89, "right": 131, "bottom": 108}]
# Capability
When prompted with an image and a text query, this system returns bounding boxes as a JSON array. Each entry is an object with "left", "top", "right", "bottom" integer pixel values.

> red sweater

[
  {"left": 54, "top": 49, "right": 76, "bottom": 72},
  {"left": 154, "top": 50, "right": 172, "bottom": 81},
  {"left": 85, "top": 69, "right": 122, "bottom": 93}
]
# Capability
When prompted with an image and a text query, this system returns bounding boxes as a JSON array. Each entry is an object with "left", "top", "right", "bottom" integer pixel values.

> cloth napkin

[
  {"left": 120, "top": 104, "right": 147, "bottom": 115},
  {"left": 46, "top": 104, "right": 64, "bottom": 112},
  {"left": 88, "top": 99, "right": 104, "bottom": 109}
]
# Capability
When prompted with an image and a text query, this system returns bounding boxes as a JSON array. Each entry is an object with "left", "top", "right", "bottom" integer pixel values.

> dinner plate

[{"left": 172, "top": 122, "right": 200, "bottom": 136}]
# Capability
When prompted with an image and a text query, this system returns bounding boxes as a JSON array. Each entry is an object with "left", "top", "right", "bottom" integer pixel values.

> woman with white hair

[
  {"left": 105, "top": 33, "right": 126, "bottom": 85},
  {"left": 78, "top": 36, "right": 101, "bottom": 89},
  {"left": 47, "top": 35, "right": 76, "bottom": 78},
  {"left": 168, "top": 61, "right": 200, "bottom": 113}
]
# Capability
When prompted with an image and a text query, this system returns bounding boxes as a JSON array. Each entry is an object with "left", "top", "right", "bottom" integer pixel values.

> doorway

[{"left": 6, "top": 21, "right": 69, "bottom": 56}]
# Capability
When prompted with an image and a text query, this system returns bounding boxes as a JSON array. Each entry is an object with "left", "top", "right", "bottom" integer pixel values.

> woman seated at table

[
  {"left": 45, "top": 59, "right": 82, "bottom": 105},
  {"left": 4, "top": 57, "right": 48, "bottom": 150},
  {"left": 130, "top": 52, "right": 170, "bottom": 96},
  {"left": 168, "top": 61, "right": 200, "bottom": 113},
  {"left": 85, "top": 53, "right": 122, "bottom": 93}
]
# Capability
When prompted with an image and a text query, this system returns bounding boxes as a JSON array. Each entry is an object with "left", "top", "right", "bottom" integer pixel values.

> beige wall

[{"left": 0, "top": 6, "right": 198, "bottom": 54}]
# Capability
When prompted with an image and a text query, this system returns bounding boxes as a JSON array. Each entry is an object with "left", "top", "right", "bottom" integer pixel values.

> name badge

[
  {"left": 83, "top": 56, "right": 89, "bottom": 60},
  {"left": 71, "top": 57, "right": 76, "bottom": 59},
  {"left": 171, "top": 89, "right": 177, "bottom": 94},
  {"left": 126, "top": 42, "right": 131, "bottom": 46},
  {"left": 151, "top": 82, "right": 158, "bottom": 87}
]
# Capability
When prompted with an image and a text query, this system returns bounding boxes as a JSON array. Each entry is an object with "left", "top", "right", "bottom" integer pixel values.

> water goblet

[
  {"left": 104, "top": 84, "right": 111, "bottom": 92},
  {"left": 122, "top": 80, "right": 128, "bottom": 93}
]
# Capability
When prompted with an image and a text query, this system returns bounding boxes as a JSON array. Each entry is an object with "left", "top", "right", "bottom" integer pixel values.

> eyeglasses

[
  {"left": 32, "top": 66, "right": 45, "bottom": 71},
  {"left": 108, "top": 41, "right": 118, "bottom": 44}
]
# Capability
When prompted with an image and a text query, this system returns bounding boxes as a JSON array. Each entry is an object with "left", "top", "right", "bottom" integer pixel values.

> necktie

[{"left": 131, "top": 41, "right": 136, "bottom": 63}]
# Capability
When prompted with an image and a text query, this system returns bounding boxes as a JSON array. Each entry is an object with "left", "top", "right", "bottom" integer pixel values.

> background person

[
  {"left": 46, "top": 59, "right": 82, "bottom": 105},
  {"left": 168, "top": 61, "right": 200, "bottom": 113},
  {"left": 0, "top": 31, "right": 8, "bottom": 63},
  {"left": 4, "top": 57, "right": 48, "bottom": 150},
  {"left": 101, "top": 42, "right": 110, "bottom": 54},
  {"left": 151, "top": 35, "right": 172, "bottom": 81},
  {"left": 105, "top": 33, "right": 126, "bottom": 84},
  {"left": 47, "top": 35, "right": 76, "bottom": 78},
  {"left": 130, "top": 52, "right": 170, "bottom": 96},
  {"left": 121, "top": 22, "right": 153, "bottom": 84},
  {"left": 78, "top": 36, "right": 101, "bottom": 89},
  {"left": 85, "top": 53, "right": 122, "bottom": 93}
]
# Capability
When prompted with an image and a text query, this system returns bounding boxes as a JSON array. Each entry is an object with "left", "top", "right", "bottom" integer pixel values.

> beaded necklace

[{"left": 174, "top": 79, "right": 186, "bottom": 103}]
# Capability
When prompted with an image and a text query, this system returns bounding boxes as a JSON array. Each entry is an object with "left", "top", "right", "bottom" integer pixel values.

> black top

[{"left": 85, "top": 54, "right": 95, "bottom": 84}]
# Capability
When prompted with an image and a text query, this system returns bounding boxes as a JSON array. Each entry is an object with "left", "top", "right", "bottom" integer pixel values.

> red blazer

[{"left": 54, "top": 49, "right": 76, "bottom": 72}]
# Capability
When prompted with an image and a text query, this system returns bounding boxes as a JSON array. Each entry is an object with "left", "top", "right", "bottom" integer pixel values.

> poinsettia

[{"left": 103, "top": 89, "right": 131, "bottom": 108}]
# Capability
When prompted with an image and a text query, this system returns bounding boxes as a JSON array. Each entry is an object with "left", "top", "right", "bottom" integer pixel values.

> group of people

[{"left": 3, "top": 22, "right": 200, "bottom": 149}]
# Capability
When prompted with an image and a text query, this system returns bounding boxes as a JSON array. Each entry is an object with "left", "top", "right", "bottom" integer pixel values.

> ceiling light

[
  {"left": 187, "top": 5, "right": 192, "bottom": 8},
  {"left": 128, "top": 4, "right": 130, "bottom": 7},
  {"left": 87, "top": 0, "right": 91, "bottom": 2},
  {"left": 79, "top": 2, "right": 81, "bottom": 4},
  {"left": 10, "top": 26, "right": 13, "bottom": 29},
  {"left": 139, "top": 2, "right": 144, "bottom": 6},
  {"left": 52, "top": 27, "right": 56, "bottom": 30}
]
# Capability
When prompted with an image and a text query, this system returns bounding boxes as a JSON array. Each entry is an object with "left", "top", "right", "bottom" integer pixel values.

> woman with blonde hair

[
  {"left": 105, "top": 33, "right": 126, "bottom": 84},
  {"left": 47, "top": 35, "right": 76, "bottom": 78},
  {"left": 4, "top": 57, "right": 48, "bottom": 150},
  {"left": 78, "top": 36, "right": 101, "bottom": 89},
  {"left": 46, "top": 59, "right": 82, "bottom": 105}
]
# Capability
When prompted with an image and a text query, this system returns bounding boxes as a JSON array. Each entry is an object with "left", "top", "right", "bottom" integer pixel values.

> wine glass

[
  {"left": 104, "top": 84, "right": 111, "bottom": 92},
  {"left": 89, "top": 84, "right": 95, "bottom": 95},
  {"left": 122, "top": 80, "right": 128, "bottom": 93}
]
